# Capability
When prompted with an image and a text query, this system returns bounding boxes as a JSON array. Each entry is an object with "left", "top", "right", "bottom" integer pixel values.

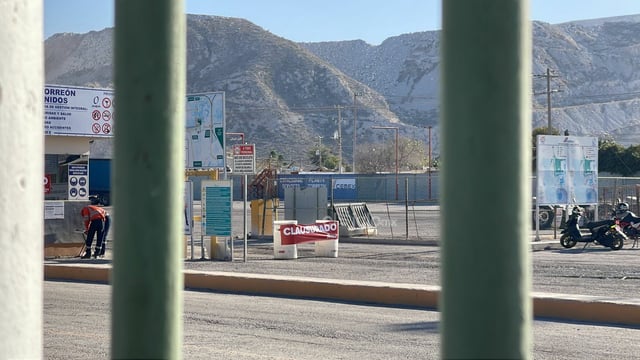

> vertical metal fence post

[
  {"left": 111, "top": 1, "right": 185, "bottom": 358},
  {"left": 405, "top": 177, "right": 409, "bottom": 239},
  {"left": 441, "top": 1, "right": 532, "bottom": 358}
]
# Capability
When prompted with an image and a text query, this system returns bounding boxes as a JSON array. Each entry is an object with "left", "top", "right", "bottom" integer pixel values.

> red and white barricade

[{"left": 273, "top": 220, "right": 339, "bottom": 259}]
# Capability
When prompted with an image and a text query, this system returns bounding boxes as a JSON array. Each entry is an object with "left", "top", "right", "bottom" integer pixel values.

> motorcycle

[
  {"left": 612, "top": 210, "right": 640, "bottom": 248},
  {"left": 560, "top": 208, "right": 627, "bottom": 250}
]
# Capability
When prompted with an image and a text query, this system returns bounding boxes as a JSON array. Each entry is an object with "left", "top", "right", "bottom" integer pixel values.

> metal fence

[
  {"left": 224, "top": 174, "right": 640, "bottom": 239},
  {"left": 597, "top": 177, "right": 640, "bottom": 218}
]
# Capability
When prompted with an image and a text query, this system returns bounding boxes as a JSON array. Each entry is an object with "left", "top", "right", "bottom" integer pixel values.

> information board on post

[
  {"left": 536, "top": 135, "right": 598, "bottom": 205},
  {"left": 201, "top": 180, "right": 232, "bottom": 236},
  {"left": 232, "top": 144, "right": 256, "bottom": 175},
  {"left": 185, "top": 92, "right": 226, "bottom": 169}
]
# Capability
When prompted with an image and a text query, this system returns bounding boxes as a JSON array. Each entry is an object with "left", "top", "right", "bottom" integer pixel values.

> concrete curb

[
  {"left": 45, "top": 263, "right": 640, "bottom": 327},
  {"left": 532, "top": 292, "right": 640, "bottom": 326}
]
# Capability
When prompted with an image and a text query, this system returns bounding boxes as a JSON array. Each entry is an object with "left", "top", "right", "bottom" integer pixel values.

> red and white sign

[
  {"left": 234, "top": 144, "right": 254, "bottom": 155},
  {"left": 280, "top": 221, "right": 339, "bottom": 245},
  {"left": 232, "top": 143, "right": 256, "bottom": 175},
  {"left": 44, "top": 174, "right": 52, "bottom": 194}
]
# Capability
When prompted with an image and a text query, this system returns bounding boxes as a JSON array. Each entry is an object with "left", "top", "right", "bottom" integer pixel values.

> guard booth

[{"left": 330, "top": 203, "right": 377, "bottom": 237}]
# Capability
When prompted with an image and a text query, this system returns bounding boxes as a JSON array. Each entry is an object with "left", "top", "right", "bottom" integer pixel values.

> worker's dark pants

[
  {"left": 99, "top": 215, "right": 111, "bottom": 255},
  {"left": 86, "top": 219, "right": 104, "bottom": 252}
]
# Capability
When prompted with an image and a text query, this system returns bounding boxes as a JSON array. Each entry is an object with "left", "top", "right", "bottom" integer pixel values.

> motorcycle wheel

[
  {"left": 610, "top": 237, "right": 624, "bottom": 250},
  {"left": 560, "top": 234, "right": 577, "bottom": 248}
]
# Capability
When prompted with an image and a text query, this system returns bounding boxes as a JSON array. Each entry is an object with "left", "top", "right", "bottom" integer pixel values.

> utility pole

[
  {"left": 427, "top": 126, "right": 432, "bottom": 201},
  {"left": 337, "top": 106, "right": 343, "bottom": 173},
  {"left": 352, "top": 92, "right": 362, "bottom": 172},
  {"left": 316, "top": 136, "right": 323, "bottom": 168},
  {"left": 534, "top": 68, "right": 560, "bottom": 134}
]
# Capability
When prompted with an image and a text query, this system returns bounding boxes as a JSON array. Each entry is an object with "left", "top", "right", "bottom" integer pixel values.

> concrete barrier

[{"left": 44, "top": 263, "right": 640, "bottom": 327}]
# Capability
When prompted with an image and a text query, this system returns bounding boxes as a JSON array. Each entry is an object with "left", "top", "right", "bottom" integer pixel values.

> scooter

[{"left": 560, "top": 207, "right": 627, "bottom": 250}]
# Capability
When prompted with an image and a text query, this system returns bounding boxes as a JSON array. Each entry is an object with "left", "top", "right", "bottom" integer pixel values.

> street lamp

[{"left": 372, "top": 126, "right": 399, "bottom": 200}]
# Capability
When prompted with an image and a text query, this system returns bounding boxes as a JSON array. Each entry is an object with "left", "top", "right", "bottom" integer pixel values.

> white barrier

[
  {"left": 314, "top": 220, "right": 339, "bottom": 257},
  {"left": 273, "top": 220, "right": 298, "bottom": 259}
]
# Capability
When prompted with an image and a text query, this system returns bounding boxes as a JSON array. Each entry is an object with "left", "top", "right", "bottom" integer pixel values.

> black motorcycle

[
  {"left": 560, "top": 212, "right": 626, "bottom": 250},
  {"left": 613, "top": 210, "right": 640, "bottom": 248}
]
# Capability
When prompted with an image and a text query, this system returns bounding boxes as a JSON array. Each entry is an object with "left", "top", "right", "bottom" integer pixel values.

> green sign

[{"left": 202, "top": 181, "right": 232, "bottom": 236}]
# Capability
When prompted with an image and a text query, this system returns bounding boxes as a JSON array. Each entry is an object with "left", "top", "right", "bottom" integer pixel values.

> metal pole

[
  {"left": 352, "top": 92, "right": 361, "bottom": 172},
  {"left": 428, "top": 126, "right": 432, "bottom": 200},
  {"left": 112, "top": 1, "right": 185, "bottom": 358},
  {"left": 547, "top": 67, "right": 552, "bottom": 131},
  {"left": 405, "top": 178, "right": 409, "bottom": 239},
  {"left": 395, "top": 128, "right": 399, "bottom": 201},
  {"left": 0, "top": 2, "right": 43, "bottom": 358},
  {"left": 244, "top": 174, "right": 248, "bottom": 262},
  {"left": 338, "top": 107, "right": 343, "bottom": 173},
  {"left": 441, "top": 1, "right": 531, "bottom": 358}
]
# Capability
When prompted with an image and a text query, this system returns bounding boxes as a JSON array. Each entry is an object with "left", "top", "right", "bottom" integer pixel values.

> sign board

[
  {"left": 279, "top": 220, "right": 339, "bottom": 245},
  {"left": 44, "top": 201, "right": 65, "bottom": 220},
  {"left": 68, "top": 164, "right": 89, "bottom": 200},
  {"left": 536, "top": 135, "right": 598, "bottom": 205},
  {"left": 232, "top": 144, "right": 256, "bottom": 174},
  {"left": 185, "top": 92, "right": 225, "bottom": 169},
  {"left": 44, "top": 85, "right": 114, "bottom": 137},
  {"left": 44, "top": 85, "right": 227, "bottom": 170},
  {"left": 201, "top": 180, "right": 232, "bottom": 236}
]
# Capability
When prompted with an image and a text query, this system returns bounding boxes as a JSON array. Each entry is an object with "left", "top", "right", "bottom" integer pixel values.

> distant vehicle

[
  {"left": 532, "top": 198, "right": 594, "bottom": 230},
  {"left": 533, "top": 204, "right": 555, "bottom": 229}
]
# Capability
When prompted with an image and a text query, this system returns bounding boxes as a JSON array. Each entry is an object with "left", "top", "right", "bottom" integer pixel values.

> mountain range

[{"left": 45, "top": 14, "right": 640, "bottom": 166}]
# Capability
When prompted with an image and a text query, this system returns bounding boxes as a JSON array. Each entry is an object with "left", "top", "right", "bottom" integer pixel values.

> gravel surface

[{"left": 50, "top": 201, "right": 640, "bottom": 300}]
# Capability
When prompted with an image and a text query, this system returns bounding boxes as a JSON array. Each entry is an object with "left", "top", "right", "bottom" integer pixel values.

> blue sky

[{"left": 45, "top": 0, "right": 640, "bottom": 44}]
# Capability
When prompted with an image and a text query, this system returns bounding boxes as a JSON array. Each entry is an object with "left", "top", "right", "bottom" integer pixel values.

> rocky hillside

[
  {"left": 304, "top": 15, "right": 640, "bottom": 147},
  {"left": 45, "top": 14, "right": 640, "bottom": 165}
]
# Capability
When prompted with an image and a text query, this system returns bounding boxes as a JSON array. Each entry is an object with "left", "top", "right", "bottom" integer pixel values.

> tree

[
  {"left": 355, "top": 136, "right": 427, "bottom": 173},
  {"left": 306, "top": 145, "right": 338, "bottom": 170}
]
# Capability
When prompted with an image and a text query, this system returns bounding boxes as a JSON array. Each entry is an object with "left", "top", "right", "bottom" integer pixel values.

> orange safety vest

[{"left": 81, "top": 205, "right": 107, "bottom": 229}]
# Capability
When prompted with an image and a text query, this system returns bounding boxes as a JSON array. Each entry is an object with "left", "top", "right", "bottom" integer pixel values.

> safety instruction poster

[
  {"left": 536, "top": 135, "right": 598, "bottom": 205},
  {"left": 44, "top": 85, "right": 114, "bottom": 137},
  {"left": 68, "top": 164, "right": 89, "bottom": 201}
]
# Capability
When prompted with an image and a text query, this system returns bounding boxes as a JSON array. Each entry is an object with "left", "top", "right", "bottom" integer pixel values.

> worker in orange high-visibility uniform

[{"left": 80, "top": 196, "right": 107, "bottom": 259}]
